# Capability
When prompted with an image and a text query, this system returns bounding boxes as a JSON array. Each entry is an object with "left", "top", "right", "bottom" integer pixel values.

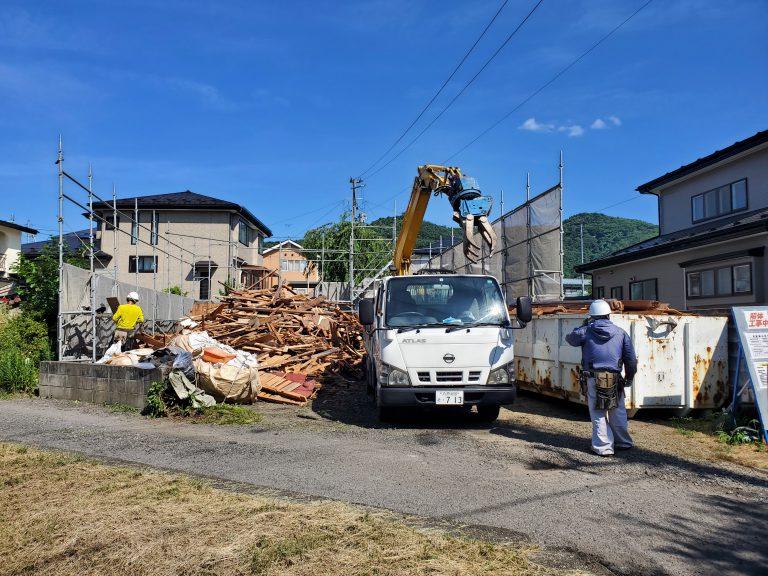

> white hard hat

[
  {"left": 127, "top": 291, "right": 140, "bottom": 302},
  {"left": 589, "top": 299, "right": 611, "bottom": 317}
]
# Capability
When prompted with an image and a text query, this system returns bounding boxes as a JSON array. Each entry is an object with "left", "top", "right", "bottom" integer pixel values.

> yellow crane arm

[
  {"left": 393, "top": 165, "right": 462, "bottom": 276},
  {"left": 392, "top": 164, "right": 497, "bottom": 276}
]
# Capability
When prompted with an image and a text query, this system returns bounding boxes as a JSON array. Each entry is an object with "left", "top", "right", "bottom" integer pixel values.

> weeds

[
  {"left": 192, "top": 404, "right": 262, "bottom": 425},
  {"left": 143, "top": 381, "right": 168, "bottom": 417},
  {"left": 107, "top": 403, "right": 139, "bottom": 414}
]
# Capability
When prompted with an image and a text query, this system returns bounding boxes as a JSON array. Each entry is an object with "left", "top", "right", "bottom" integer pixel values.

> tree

[
  {"left": 12, "top": 239, "right": 88, "bottom": 338},
  {"left": 302, "top": 212, "right": 392, "bottom": 283}
]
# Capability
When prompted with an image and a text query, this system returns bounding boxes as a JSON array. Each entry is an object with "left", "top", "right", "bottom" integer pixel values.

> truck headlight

[
  {"left": 487, "top": 365, "right": 511, "bottom": 385},
  {"left": 382, "top": 366, "right": 410, "bottom": 387}
]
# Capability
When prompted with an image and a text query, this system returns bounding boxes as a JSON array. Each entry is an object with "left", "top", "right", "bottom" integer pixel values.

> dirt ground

[{"left": 310, "top": 380, "right": 768, "bottom": 471}]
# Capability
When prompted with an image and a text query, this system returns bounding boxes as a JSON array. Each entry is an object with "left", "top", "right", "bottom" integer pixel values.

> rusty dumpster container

[{"left": 513, "top": 311, "right": 729, "bottom": 415}]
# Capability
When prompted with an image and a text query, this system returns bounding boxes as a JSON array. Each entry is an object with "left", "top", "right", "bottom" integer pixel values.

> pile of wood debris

[{"left": 187, "top": 285, "right": 365, "bottom": 406}]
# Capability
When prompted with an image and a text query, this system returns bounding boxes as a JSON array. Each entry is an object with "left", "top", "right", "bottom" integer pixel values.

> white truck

[{"left": 358, "top": 272, "right": 532, "bottom": 421}]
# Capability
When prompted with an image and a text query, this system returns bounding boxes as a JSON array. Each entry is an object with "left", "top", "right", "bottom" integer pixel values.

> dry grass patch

[{"left": 0, "top": 443, "right": 585, "bottom": 576}]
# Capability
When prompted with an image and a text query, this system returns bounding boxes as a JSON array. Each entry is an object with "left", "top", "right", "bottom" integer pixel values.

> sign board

[{"left": 733, "top": 306, "right": 768, "bottom": 443}]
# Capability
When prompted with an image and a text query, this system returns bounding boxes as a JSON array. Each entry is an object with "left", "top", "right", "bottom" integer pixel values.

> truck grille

[
  {"left": 435, "top": 371, "right": 463, "bottom": 382},
  {"left": 417, "top": 371, "right": 431, "bottom": 382},
  {"left": 468, "top": 371, "right": 481, "bottom": 382}
]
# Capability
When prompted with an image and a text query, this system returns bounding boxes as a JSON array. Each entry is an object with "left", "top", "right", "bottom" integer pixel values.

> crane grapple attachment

[{"left": 446, "top": 176, "right": 497, "bottom": 263}]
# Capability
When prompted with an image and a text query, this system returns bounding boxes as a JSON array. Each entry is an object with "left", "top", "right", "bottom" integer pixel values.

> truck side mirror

[
  {"left": 515, "top": 296, "right": 533, "bottom": 325},
  {"left": 358, "top": 298, "right": 375, "bottom": 326}
]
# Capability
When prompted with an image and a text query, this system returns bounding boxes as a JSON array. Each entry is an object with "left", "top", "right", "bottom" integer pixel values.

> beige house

[
  {"left": 260, "top": 240, "right": 319, "bottom": 294},
  {"left": 0, "top": 219, "right": 37, "bottom": 298},
  {"left": 578, "top": 130, "right": 768, "bottom": 310},
  {"left": 90, "top": 191, "right": 272, "bottom": 301}
]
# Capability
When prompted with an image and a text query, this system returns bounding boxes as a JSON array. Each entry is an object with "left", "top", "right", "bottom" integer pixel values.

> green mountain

[
  {"left": 368, "top": 215, "right": 458, "bottom": 249},
  {"left": 563, "top": 213, "right": 657, "bottom": 277},
  {"left": 275, "top": 212, "right": 656, "bottom": 278}
]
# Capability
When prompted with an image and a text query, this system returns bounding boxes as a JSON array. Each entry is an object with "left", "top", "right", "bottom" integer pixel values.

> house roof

[
  {"left": 262, "top": 240, "right": 303, "bottom": 255},
  {"left": 575, "top": 207, "right": 768, "bottom": 273},
  {"left": 90, "top": 190, "right": 272, "bottom": 236},
  {"left": 21, "top": 229, "right": 108, "bottom": 258},
  {"left": 637, "top": 129, "right": 768, "bottom": 194},
  {"left": 0, "top": 219, "right": 37, "bottom": 235}
]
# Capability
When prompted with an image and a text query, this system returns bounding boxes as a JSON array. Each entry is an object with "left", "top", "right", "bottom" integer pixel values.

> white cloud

[
  {"left": 558, "top": 125, "right": 584, "bottom": 138},
  {"left": 609, "top": 115, "right": 622, "bottom": 126},
  {"left": 590, "top": 118, "right": 607, "bottom": 130},
  {"left": 519, "top": 117, "right": 554, "bottom": 133}
]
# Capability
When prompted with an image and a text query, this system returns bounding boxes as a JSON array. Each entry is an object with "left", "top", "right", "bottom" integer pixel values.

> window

[
  {"left": 239, "top": 219, "right": 250, "bottom": 246},
  {"left": 128, "top": 255, "right": 158, "bottom": 273},
  {"left": 257, "top": 235, "right": 264, "bottom": 255},
  {"left": 130, "top": 219, "right": 138, "bottom": 245},
  {"left": 691, "top": 178, "right": 747, "bottom": 222},
  {"left": 151, "top": 212, "right": 160, "bottom": 245},
  {"left": 594, "top": 286, "right": 605, "bottom": 298},
  {"left": 280, "top": 259, "right": 307, "bottom": 272},
  {"left": 610, "top": 286, "right": 623, "bottom": 300},
  {"left": 104, "top": 215, "right": 120, "bottom": 231},
  {"left": 687, "top": 264, "right": 752, "bottom": 298},
  {"left": 629, "top": 279, "right": 657, "bottom": 300}
]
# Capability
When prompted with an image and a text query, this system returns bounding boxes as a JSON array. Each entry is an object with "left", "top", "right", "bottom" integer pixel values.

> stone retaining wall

[{"left": 39, "top": 362, "right": 162, "bottom": 410}]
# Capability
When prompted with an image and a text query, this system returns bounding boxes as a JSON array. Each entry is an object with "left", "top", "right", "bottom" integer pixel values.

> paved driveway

[{"left": 1, "top": 392, "right": 766, "bottom": 576}]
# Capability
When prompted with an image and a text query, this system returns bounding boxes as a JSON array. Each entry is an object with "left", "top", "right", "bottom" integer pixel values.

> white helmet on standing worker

[
  {"left": 127, "top": 291, "right": 140, "bottom": 303},
  {"left": 588, "top": 299, "right": 611, "bottom": 317}
]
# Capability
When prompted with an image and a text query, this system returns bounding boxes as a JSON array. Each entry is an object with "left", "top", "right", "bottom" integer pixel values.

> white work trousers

[{"left": 587, "top": 378, "right": 633, "bottom": 455}]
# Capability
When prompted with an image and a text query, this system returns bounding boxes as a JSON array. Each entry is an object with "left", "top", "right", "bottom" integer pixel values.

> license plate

[{"left": 435, "top": 390, "right": 464, "bottom": 405}]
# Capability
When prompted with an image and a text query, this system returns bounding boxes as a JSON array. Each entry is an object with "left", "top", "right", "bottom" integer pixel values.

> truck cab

[{"left": 359, "top": 273, "right": 531, "bottom": 422}]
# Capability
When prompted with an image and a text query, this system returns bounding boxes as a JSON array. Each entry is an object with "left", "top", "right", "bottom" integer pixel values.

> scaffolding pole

[
  {"left": 559, "top": 150, "right": 565, "bottom": 301},
  {"left": 88, "top": 164, "right": 96, "bottom": 361},
  {"left": 134, "top": 197, "right": 139, "bottom": 290},
  {"left": 112, "top": 184, "right": 118, "bottom": 296},
  {"left": 57, "top": 136, "right": 64, "bottom": 360}
]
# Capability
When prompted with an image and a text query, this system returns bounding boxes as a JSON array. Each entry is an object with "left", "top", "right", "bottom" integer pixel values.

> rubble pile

[
  {"left": 510, "top": 299, "right": 688, "bottom": 317},
  {"left": 188, "top": 284, "right": 365, "bottom": 405}
]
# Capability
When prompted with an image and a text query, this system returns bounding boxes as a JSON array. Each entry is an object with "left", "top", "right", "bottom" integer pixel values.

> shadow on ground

[{"left": 311, "top": 378, "right": 503, "bottom": 431}]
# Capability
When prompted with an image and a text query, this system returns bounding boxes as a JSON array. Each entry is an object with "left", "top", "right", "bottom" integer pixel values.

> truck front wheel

[{"left": 476, "top": 405, "right": 501, "bottom": 423}]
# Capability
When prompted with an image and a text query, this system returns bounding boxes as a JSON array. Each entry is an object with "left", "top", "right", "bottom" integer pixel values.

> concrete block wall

[{"left": 39, "top": 362, "right": 162, "bottom": 410}]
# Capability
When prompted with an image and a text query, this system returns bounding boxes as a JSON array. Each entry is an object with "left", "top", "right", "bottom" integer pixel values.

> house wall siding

[
  {"left": 590, "top": 234, "right": 768, "bottom": 309},
  {"left": 96, "top": 209, "right": 265, "bottom": 300},
  {"left": 0, "top": 226, "right": 23, "bottom": 278},
  {"left": 657, "top": 146, "right": 768, "bottom": 234}
]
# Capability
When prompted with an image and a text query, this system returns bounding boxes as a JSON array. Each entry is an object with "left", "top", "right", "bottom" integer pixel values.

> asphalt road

[{"left": 1, "top": 394, "right": 766, "bottom": 576}]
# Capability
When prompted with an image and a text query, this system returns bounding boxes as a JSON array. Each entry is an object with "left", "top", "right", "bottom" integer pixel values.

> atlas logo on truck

[{"left": 358, "top": 165, "right": 532, "bottom": 422}]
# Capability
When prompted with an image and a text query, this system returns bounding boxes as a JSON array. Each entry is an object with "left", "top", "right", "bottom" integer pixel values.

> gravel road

[{"left": 1, "top": 391, "right": 766, "bottom": 576}]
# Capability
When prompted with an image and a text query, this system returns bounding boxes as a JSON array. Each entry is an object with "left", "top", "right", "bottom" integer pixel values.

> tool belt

[{"left": 579, "top": 369, "right": 624, "bottom": 410}]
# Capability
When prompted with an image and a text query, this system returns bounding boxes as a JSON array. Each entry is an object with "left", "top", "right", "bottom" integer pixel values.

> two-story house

[
  {"left": 261, "top": 240, "right": 320, "bottom": 294},
  {"left": 0, "top": 219, "right": 38, "bottom": 298},
  {"left": 89, "top": 191, "right": 272, "bottom": 300},
  {"left": 577, "top": 130, "right": 768, "bottom": 310}
]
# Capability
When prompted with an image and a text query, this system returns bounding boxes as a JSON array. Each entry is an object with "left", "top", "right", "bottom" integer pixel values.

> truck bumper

[{"left": 378, "top": 385, "right": 516, "bottom": 407}]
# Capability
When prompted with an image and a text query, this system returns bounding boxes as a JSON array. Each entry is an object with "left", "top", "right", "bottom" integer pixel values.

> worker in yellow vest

[{"left": 112, "top": 291, "right": 144, "bottom": 345}]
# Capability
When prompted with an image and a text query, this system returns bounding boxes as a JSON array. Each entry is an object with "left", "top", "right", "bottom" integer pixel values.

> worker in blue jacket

[{"left": 566, "top": 300, "right": 637, "bottom": 456}]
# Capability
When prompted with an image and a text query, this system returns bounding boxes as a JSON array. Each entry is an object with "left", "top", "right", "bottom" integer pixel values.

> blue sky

[{"left": 1, "top": 0, "right": 766, "bottom": 241}]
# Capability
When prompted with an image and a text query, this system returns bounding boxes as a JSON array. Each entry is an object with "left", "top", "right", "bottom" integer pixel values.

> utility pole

[
  {"left": 500, "top": 188, "right": 505, "bottom": 217},
  {"left": 349, "top": 177, "right": 364, "bottom": 302}
]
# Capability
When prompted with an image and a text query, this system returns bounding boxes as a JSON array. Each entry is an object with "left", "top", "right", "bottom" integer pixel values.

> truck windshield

[{"left": 385, "top": 276, "right": 507, "bottom": 328}]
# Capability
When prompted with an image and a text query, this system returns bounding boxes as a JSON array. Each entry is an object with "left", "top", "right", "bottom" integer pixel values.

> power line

[
  {"left": 357, "top": 0, "right": 510, "bottom": 179},
  {"left": 443, "top": 0, "right": 654, "bottom": 163},
  {"left": 364, "top": 0, "right": 545, "bottom": 181},
  {"left": 361, "top": 0, "right": 654, "bottom": 219}
]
